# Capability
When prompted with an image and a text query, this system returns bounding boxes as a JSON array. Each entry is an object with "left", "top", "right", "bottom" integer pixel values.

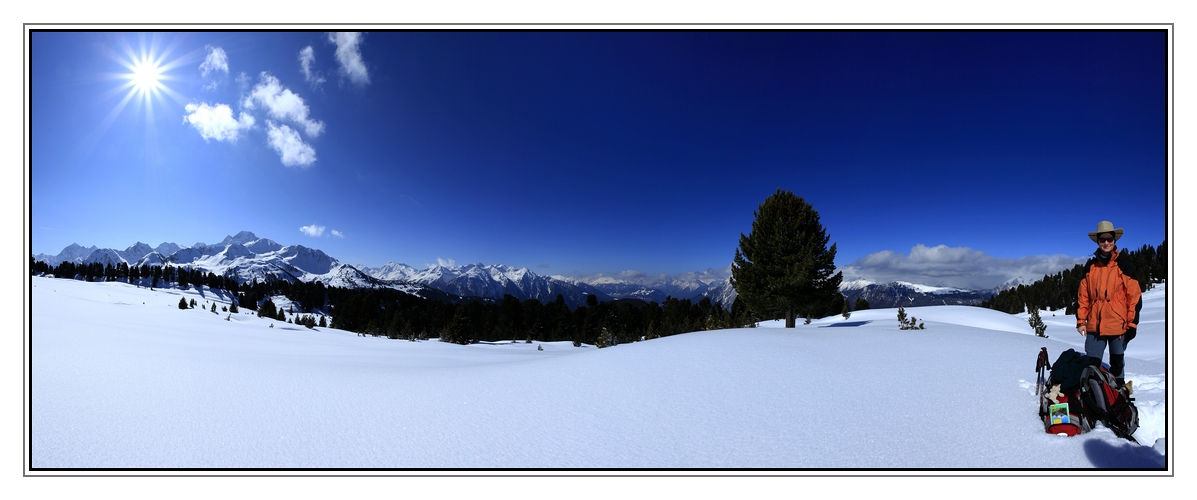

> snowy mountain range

[
  {"left": 351, "top": 262, "right": 740, "bottom": 310},
  {"left": 356, "top": 261, "right": 613, "bottom": 309},
  {"left": 35, "top": 231, "right": 1033, "bottom": 310},
  {"left": 34, "top": 231, "right": 391, "bottom": 291},
  {"left": 34, "top": 232, "right": 729, "bottom": 308},
  {"left": 838, "top": 279, "right": 1001, "bottom": 308}
]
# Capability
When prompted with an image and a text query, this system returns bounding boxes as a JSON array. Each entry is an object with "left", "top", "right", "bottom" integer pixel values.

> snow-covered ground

[{"left": 29, "top": 276, "right": 1168, "bottom": 470}]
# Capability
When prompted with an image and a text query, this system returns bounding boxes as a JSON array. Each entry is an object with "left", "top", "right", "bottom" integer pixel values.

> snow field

[{"left": 31, "top": 277, "right": 1167, "bottom": 469}]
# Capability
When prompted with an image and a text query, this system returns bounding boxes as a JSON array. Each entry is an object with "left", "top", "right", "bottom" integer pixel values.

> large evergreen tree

[{"left": 730, "top": 189, "right": 843, "bottom": 328}]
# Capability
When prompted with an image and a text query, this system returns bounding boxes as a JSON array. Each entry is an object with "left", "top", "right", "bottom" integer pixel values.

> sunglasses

[{"left": 1098, "top": 235, "right": 1116, "bottom": 243}]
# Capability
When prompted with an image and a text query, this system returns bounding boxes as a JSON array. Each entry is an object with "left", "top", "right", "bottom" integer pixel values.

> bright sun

[
  {"left": 129, "top": 58, "right": 164, "bottom": 94},
  {"left": 104, "top": 36, "right": 183, "bottom": 127}
]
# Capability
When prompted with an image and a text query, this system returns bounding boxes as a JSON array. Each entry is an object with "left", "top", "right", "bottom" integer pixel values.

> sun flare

[
  {"left": 106, "top": 37, "right": 186, "bottom": 124},
  {"left": 128, "top": 58, "right": 164, "bottom": 94}
]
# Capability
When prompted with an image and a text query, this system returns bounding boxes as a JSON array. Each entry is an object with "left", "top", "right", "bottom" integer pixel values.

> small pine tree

[
  {"left": 897, "top": 307, "right": 923, "bottom": 330},
  {"left": 319, "top": 316, "right": 327, "bottom": 328},
  {"left": 211, "top": 302, "right": 217, "bottom": 313},
  {"left": 189, "top": 298, "right": 197, "bottom": 308},
  {"left": 596, "top": 327, "right": 610, "bottom": 348},
  {"left": 1028, "top": 306, "right": 1048, "bottom": 338},
  {"left": 178, "top": 297, "right": 188, "bottom": 310},
  {"left": 230, "top": 301, "right": 239, "bottom": 314},
  {"left": 841, "top": 299, "right": 851, "bottom": 320}
]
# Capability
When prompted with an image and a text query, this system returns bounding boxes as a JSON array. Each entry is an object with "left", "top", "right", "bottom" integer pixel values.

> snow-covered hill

[{"left": 29, "top": 276, "right": 1168, "bottom": 469}]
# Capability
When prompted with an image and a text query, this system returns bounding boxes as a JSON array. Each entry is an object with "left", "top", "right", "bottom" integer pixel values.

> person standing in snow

[{"left": 1075, "top": 220, "right": 1142, "bottom": 389}]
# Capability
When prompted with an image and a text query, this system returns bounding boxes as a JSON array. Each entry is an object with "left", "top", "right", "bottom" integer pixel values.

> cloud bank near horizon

[{"left": 838, "top": 244, "right": 1088, "bottom": 290}]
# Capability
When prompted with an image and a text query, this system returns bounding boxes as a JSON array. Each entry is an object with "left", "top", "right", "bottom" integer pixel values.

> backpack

[
  {"left": 1037, "top": 349, "right": 1138, "bottom": 442},
  {"left": 1048, "top": 348, "right": 1093, "bottom": 391},
  {"left": 1077, "top": 364, "right": 1139, "bottom": 443},
  {"left": 1040, "top": 383, "right": 1092, "bottom": 436},
  {"left": 1039, "top": 349, "right": 1095, "bottom": 436}
]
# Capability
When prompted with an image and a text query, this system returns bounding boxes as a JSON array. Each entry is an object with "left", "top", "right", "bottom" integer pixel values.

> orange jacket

[{"left": 1076, "top": 249, "right": 1142, "bottom": 337}]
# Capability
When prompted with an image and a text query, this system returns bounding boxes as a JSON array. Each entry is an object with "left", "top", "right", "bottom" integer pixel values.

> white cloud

[
  {"left": 436, "top": 258, "right": 456, "bottom": 268},
  {"left": 328, "top": 32, "right": 370, "bottom": 86},
  {"left": 244, "top": 72, "right": 325, "bottom": 137},
  {"left": 200, "top": 45, "right": 229, "bottom": 77},
  {"left": 299, "top": 46, "right": 325, "bottom": 88},
  {"left": 575, "top": 266, "right": 733, "bottom": 286},
  {"left": 265, "top": 121, "right": 317, "bottom": 168},
  {"left": 840, "top": 244, "right": 1089, "bottom": 290},
  {"left": 300, "top": 225, "right": 326, "bottom": 237},
  {"left": 182, "top": 102, "right": 255, "bottom": 142},
  {"left": 331, "top": 229, "right": 344, "bottom": 238},
  {"left": 673, "top": 267, "right": 733, "bottom": 283}
]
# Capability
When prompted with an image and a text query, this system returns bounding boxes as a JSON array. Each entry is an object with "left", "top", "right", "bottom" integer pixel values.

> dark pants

[{"left": 1085, "top": 333, "right": 1125, "bottom": 379}]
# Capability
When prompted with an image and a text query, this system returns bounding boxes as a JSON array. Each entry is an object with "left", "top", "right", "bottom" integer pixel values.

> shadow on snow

[
  {"left": 1083, "top": 438, "right": 1166, "bottom": 469},
  {"left": 822, "top": 321, "right": 872, "bottom": 328}
]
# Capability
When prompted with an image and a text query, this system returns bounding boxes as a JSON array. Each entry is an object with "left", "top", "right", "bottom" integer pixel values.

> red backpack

[
  {"left": 1035, "top": 348, "right": 1138, "bottom": 442},
  {"left": 1077, "top": 364, "right": 1139, "bottom": 443},
  {"left": 1037, "top": 348, "right": 1089, "bottom": 436}
]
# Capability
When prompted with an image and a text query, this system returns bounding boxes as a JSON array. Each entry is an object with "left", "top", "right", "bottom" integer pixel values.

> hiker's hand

[{"left": 1077, "top": 325, "right": 1086, "bottom": 336}]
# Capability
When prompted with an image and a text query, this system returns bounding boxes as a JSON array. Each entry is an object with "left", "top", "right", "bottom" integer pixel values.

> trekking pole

[{"left": 1035, "top": 347, "right": 1049, "bottom": 396}]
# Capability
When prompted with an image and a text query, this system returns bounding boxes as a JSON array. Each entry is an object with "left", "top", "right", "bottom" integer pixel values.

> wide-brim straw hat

[{"left": 1088, "top": 220, "right": 1124, "bottom": 243}]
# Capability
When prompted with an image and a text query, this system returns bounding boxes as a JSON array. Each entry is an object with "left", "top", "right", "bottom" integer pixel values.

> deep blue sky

[{"left": 31, "top": 30, "right": 1168, "bottom": 288}]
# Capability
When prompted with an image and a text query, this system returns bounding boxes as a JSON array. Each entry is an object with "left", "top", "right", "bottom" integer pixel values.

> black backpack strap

[
  {"left": 1115, "top": 257, "right": 1143, "bottom": 346},
  {"left": 1115, "top": 254, "right": 1138, "bottom": 280}
]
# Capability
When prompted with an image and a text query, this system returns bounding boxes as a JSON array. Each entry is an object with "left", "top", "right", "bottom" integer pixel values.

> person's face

[{"left": 1097, "top": 232, "right": 1116, "bottom": 252}]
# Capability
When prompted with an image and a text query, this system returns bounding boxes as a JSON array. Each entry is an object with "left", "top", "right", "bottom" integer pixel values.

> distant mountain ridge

[
  {"left": 35, "top": 231, "right": 740, "bottom": 310},
  {"left": 357, "top": 262, "right": 610, "bottom": 309},
  {"left": 34, "top": 231, "right": 387, "bottom": 291},
  {"left": 36, "top": 231, "right": 1022, "bottom": 311},
  {"left": 354, "top": 262, "right": 739, "bottom": 310},
  {"left": 838, "top": 279, "right": 998, "bottom": 308}
]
